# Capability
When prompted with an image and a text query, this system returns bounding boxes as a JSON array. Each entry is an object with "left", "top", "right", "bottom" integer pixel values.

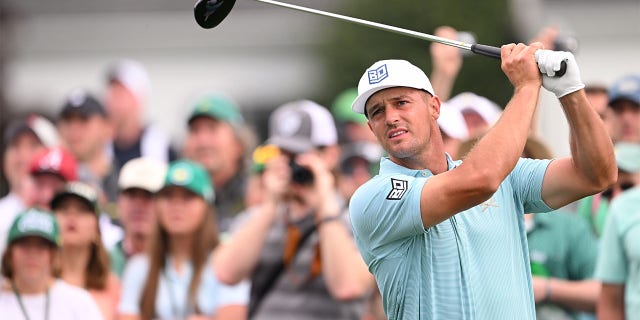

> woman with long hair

[
  {"left": 118, "top": 160, "right": 248, "bottom": 320},
  {"left": 50, "top": 182, "right": 121, "bottom": 319},
  {"left": 0, "top": 208, "right": 103, "bottom": 319}
]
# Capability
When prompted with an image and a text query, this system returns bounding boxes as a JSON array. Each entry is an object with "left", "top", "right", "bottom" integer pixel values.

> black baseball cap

[{"left": 59, "top": 89, "right": 107, "bottom": 119}]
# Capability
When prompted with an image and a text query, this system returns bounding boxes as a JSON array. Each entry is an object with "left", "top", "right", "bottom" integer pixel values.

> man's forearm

[
  {"left": 560, "top": 90, "right": 617, "bottom": 190},
  {"left": 546, "top": 278, "right": 599, "bottom": 312},
  {"left": 214, "top": 201, "right": 278, "bottom": 284}
]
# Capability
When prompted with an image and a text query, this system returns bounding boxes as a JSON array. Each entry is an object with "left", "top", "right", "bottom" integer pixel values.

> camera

[{"left": 289, "top": 160, "right": 314, "bottom": 185}]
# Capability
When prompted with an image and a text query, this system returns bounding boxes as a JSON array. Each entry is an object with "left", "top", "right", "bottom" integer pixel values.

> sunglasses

[{"left": 602, "top": 182, "right": 635, "bottom": 200}]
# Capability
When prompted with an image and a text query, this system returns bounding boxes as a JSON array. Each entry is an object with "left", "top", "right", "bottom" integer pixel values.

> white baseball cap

[
  {"left": 437, "top": 102, "right": 469, "bottom": 140},
  {"left": 267, "top": 100, "right": 338, "bottom": 154},
  {"left": 106, "top": 59, "right": 151, "bottom": 103},
  {"left": 448, "top": 92, "right": 502, "bottom": 126},
  {"left": 351, "top": 59, "right": 435, "bottom": 115},
  {"left": 118, "top": 157, "right": 168, "bottom": 193}
]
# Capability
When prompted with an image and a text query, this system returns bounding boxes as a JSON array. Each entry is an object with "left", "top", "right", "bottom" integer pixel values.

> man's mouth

[{"left": 388, "top": 129, "right": 407, "bottom": 138}]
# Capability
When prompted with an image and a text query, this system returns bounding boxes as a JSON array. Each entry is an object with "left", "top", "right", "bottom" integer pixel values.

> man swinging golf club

[{"left": 348, "top": 44, "right": 617, "bottom": 319}]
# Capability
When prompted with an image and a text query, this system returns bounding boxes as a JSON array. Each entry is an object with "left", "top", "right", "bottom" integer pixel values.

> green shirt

[
  {"left": 527, "top": 211, "right": 598, "bottom": 319},
  {"left": 595, "top": 187, "right": 640, "bottom": 320},
  {"left": 576, "top": 194, "right": 609, "bottom": 238},
  {"left": 109, "top": 240, "right": 127, "bottom": 278}
]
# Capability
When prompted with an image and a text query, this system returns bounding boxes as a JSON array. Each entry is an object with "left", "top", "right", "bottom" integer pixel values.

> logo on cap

[
  {"left": 368, "top": 64, "right": 388, "bottom": 85},
  {"left": 38, "top": 148, "right": 63, "bottom": 171},
  {"left": 18, "top": 211, "right": 54, "bottom": 234},
  {"left": 170, "top": 167, "right": 192, "bottom": 185}
]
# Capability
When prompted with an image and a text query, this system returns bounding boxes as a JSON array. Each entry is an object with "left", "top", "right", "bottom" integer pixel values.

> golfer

[{"left": 349, "top": 43, "right": 616, "bottom": 319}]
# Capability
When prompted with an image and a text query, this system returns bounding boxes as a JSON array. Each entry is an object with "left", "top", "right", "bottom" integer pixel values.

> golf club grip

[
  {"left": 470, "top": 44, "right": 567, "bottom": 77},
  {"left": 470, "top": 44, "right": 502, "bottom": 59}
]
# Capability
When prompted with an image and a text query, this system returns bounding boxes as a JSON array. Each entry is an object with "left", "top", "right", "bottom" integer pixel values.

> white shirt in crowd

[{"left": 0, "top": 278, "right": 104, "bottom": 320}]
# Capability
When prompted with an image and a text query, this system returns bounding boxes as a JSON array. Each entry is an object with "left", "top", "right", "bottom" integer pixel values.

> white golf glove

[{"left": 535, "top": 50, "right": 585, "bottom": 98}]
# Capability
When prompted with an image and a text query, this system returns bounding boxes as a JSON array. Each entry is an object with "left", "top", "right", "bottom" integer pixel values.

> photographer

[{"left": 213, "top": 100, "right": 374, "bottom": 320}]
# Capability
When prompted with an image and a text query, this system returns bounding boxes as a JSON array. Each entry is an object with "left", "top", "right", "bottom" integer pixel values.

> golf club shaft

[{"left": 253, "top": 0, "right": 502, "bottom": 59}]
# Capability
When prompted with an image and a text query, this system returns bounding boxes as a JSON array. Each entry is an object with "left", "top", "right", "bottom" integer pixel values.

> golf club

[{"left": 194, "top": 0, "right": 566, "bottom": 76}]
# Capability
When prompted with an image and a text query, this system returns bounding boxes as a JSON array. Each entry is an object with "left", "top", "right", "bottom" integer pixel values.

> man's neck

[
  {"left": 123, "top": 233, "right": 147, "bottom": 256},
  {"left": 12, "top": 276, "right": 53, "bottom": 295},
  {"left": 211, "top": 163, "right": 239, "bottom": 190},
  {"left": 84, "top": 148, "right": 112, "bottom": 179},
  {"left": 60, "top": 245, "right": 91, "bottom": 287},
  {"left": 115, "top": 121, "right": 143, "bottom": 148}
]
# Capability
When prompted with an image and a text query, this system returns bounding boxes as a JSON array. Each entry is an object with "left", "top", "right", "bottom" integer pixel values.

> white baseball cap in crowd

[
  {"left": 106, "top": 59, "right": 151, "bottom": 103},
  {"left": 267, "top": 100, "right": 338, "bottom": 154},
  {"left": 351, "top": 59, "right": 435, "bottom": 115},
  {"left": 448, "top": 92, "right": 502, "bottom": 126},
  {"left": 118, "top": 157, "right": 168, "bottom": 193},
  {"left": 437, "top": 102, "right": 469, "bottom": 140}
]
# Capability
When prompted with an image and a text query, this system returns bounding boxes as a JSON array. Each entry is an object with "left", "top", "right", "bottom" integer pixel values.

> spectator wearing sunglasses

[{"left": 576, "top": 143, "right": 640, "bottom": 238}]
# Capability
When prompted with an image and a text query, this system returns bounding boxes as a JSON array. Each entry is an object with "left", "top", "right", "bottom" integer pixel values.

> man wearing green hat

[
  {"left": 595, "top": 142, "right": 640, "bottom": 320},
  {"left": 1, "top": 208, "right": 103, "bottom": 319},
  {"left": 331, "top": 88, "right": 377, "bottom": 143},
  {"left": 182, "top": 94, "right": 256, "bottom": 233},
  {"left": 577, "top": 142, "right": 640, "bottom": 238}
]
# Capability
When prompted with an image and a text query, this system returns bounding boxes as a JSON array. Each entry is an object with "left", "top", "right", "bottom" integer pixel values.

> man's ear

[{"left": 430, "top": 94, "right": 442, "bottom": 120}]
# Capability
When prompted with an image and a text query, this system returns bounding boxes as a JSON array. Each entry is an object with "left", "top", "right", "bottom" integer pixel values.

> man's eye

[{"left": 397, "top": 100, "right": 408, "bottom": 106}]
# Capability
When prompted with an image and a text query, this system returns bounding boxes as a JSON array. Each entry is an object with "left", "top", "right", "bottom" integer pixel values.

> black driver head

[{"left": 194, "top": 0, "right": 236, "bottom": 29}]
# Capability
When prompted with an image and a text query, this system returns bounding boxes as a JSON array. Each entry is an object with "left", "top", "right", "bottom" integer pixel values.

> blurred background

[{"left": 1, "top": 0, "right": 639, "bottom": 172}]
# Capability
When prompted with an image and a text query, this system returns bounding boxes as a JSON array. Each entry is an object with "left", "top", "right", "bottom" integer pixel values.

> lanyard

[
  {"left": 11, "top": 282, "right": 50, "bottom": 320},
  {"left": 164, "top": 269, "right": 194, "bottom": 320}
]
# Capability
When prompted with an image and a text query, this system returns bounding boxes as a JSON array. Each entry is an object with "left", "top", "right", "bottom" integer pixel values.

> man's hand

[
  {"left": 430, "top": 26, "right": 463, "bottom": 79},
  {"left": 294, "top": 152, "right": 340, "bottom": 219},
  {"left": 429, "top": 26, "right": 463, "bottom": 101},
  {"left": 501, "top": 42, "right": 543, "bottom": 91},
  {"left": 532, "top": 276, "right": 551, "bottom": 304},
  {"left": 262, "top": 155, "right": 291, "bottom": 203},
  {"left": 535, "top": 50, "right": 585, "bottom": 98}
]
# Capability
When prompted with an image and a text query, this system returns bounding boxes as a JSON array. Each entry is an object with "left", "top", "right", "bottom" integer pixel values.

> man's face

[
  {"left": 365, "top": 87, "right": 440, "bottom": 162},
  {"left": 3, "top": 132, "right": 44, "bottom": 189},
  {"left": 338, "top": 157, "right": 374, "bottom": 200},
  {"left": 104, "top": 82, "right": 139, "bottom": 128},
  {"left": 58, "top": 114, "right": 111, "bottom": 161},
  {"left": 117, "top": 188, "right": 156, "bottom": 236},
  {"left": 31, "top": 173, "right": 66, "bottom": 210},
  {"left": 10, "top": 237, "right": 55, "bottom": 283},
  {"left": 602, "top": 170, "right": 639, "bottom": 200},
  {"left": 586, "top": 90, "right": 614, "bottom": 139},
  {"left": 184, "top": 117, "right": 242, "bottom": 175},
  {"left": 609, "top": 100, "right": 640, "bottom": 143},
  {"left": 461, "top": 110, "right": 489, "bottom": 137}
]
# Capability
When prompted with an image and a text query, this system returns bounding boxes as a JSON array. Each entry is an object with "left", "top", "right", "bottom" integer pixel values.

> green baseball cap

[
  {"left": 162, "top": 160, "right": 215, "bottom": 203},
  {"left": 7, "top": 208, "right": 61, "bottom": 247},
  {"left": 187, "top": 94, "right": 243, "bottom": 126},
  {"left": 50, "top": 181, "right": 100, "bottom": 214},
  {"left": 331, "top": 88, "right": 367, "bottom": 124},
  {"left": 615, "top": 142, "right": 640, "bottom": 173}
]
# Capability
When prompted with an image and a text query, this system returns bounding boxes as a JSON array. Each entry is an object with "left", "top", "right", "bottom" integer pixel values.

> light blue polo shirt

[
  {"left": 119, "top": 254, "right": 249, "bottom": 319},
  {"left": 350, "top": 156, "right": 553, "bottom": 320},
  {"left": 595, "top": 186, "right": 640, "bottom": 320}
]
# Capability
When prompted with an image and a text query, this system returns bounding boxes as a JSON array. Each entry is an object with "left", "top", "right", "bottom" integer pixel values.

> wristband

[
  {"left": 542, "top": 279, "right": 552, "bottom": 304},
  {"left": 317, "top": 214, "right": 342, "bottom": 226}
]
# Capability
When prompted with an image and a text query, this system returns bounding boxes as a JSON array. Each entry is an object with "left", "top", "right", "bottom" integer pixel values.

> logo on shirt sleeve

[{"left": 386, "top": 178, "right": 408, "bottom": 200}]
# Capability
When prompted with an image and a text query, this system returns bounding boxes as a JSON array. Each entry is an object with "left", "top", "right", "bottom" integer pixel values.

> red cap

[{"left": 29, "top": 147, "right": 78, "bottom": 182}]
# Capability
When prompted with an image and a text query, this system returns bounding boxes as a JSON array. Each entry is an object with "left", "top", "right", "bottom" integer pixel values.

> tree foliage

[{"left": 318, "top": 0, "right": 517, "bottom": 108}]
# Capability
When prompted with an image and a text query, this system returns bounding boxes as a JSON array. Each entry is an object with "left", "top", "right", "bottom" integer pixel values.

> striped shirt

[
  {"left": 234, "top": 204, "right": 366, "bottom": 320},
  {"left": 350, "top": 156, "right": 553, "bottom": 319}
]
